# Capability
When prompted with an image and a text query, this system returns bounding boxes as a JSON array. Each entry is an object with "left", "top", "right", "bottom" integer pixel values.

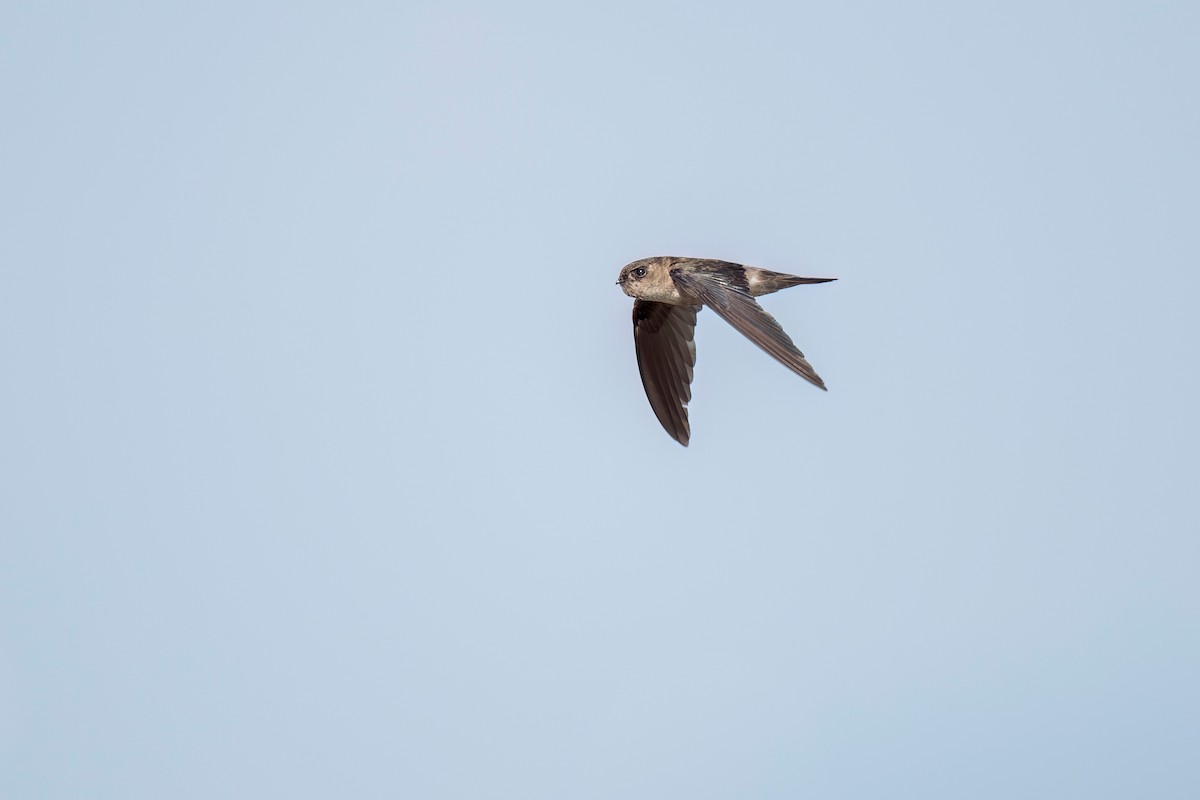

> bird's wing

[
  {"left": 633, "top": 300, "right": 700, "bottom": 446},
  {"left": 671, "top": 266, "right": 827, "bottom": 390}
]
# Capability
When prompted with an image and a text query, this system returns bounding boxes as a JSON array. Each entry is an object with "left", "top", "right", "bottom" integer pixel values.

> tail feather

[{"left": 746, "top": 268, "right": 837, "bottom": 297}]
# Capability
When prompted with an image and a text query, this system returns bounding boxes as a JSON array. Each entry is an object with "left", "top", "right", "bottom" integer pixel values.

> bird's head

[{"left": 616, "top": 257, "right": 664, "bottom": 299}]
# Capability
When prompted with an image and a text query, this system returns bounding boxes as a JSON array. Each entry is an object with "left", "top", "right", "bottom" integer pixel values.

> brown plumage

[{"left": 616, "top": 256, "right": 835, "bottom": 446}]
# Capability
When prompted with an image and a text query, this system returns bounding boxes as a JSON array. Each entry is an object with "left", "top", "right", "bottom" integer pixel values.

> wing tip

[{"left": 667, "top": 424, "right": 690, "bottom": 446}]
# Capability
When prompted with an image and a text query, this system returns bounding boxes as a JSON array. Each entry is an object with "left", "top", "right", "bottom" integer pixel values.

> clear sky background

[{"left": 3, "top": 1, "right": 1198, "bottom": 798}]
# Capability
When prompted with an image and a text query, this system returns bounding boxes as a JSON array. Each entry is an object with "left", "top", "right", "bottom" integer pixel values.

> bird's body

[{"left": 616, "top": 256, "right": 835, "bottom": 446}]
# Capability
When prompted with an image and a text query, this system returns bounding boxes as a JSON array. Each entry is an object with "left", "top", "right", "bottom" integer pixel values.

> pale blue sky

[{"left": 3, "top": 1, "right": 1198, "bottom": 798}]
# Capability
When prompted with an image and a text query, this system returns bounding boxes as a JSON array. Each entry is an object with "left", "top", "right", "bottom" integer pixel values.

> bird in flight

[{"left": 617, "top": 256, "right": 835, "bottom": 446}]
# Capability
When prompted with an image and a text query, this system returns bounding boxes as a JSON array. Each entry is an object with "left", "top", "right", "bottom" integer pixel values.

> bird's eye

[{"left": 632, "top": 267, "right": 647, "bottom": 278}]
